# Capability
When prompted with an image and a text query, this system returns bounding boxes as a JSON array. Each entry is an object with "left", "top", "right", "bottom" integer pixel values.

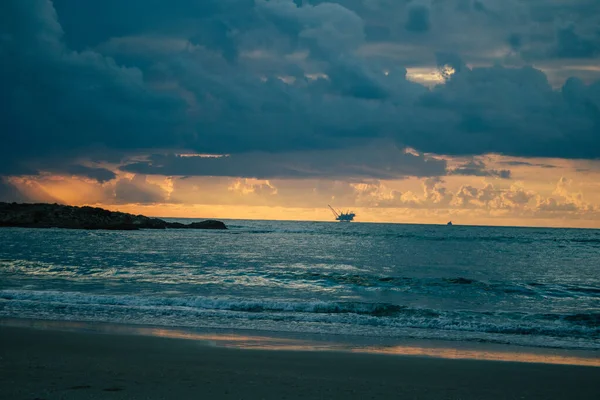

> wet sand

[{"left": 1, "top": 325, "right": 598, "bottom": 400}]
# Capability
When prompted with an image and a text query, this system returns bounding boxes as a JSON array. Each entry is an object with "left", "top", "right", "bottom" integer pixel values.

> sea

[{"left": 1, "top": 220, "right": 599, "bottom": 353}]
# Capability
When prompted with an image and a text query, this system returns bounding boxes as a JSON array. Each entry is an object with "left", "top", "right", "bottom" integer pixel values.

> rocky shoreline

[{"left": 0, "top": 203, "right": 227, "bottom": 230}]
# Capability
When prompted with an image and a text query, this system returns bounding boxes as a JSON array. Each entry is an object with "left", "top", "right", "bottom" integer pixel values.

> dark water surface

[{"left": 1, "top": 221, "right": 598, "bottom": 350}]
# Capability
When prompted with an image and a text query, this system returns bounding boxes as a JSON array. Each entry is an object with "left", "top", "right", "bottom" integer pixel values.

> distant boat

[
  {"left": 447, "top": 221, "right": 453, "bottom": 226},
  {"left": 328, "top": 205, "right": 355, "bottom": 222}
]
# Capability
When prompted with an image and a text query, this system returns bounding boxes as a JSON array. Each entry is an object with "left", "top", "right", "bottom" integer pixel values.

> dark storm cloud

[
  {"left": 120, "top": 143, "right": 448, "bottom": 180},
  {"left": 50, "top": 0, "right": 228, "bottom": 50},
  {"left": 449, "top": 160, "right": 511, "bottom": 179},
  {"left": 59, "top": 165, "right": 117, "bottom": 183},
  {"left": 497, "top": 161, "right": 557, "bottom": 169},
  {"left": 507, "top": 33, "right": 523, "bottom": 52},
  {"left": 405, "top": 4, "right": 431, "bottom": 33},
  {"left": 552, "top": 25, "right": 600, "bottom": 59},
  {"left": 1, "top": 0, "right": 600, "bottom": 185},
  {"left": 414, "top": 64, "right": 600, "bottom": 158},
  {"left": 0, "top": 0, "right": 187, "bottom": 174}
]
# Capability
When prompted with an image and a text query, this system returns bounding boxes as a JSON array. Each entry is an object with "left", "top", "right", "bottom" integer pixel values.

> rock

[
  {"left": 185, "top": 220, "right": 228, "bottom": 230},
  {"left": 0, "top": 202, "right": 227, "bottom": 231},
  {"left": 164, "top": 222, "right": 187, "bottom": 229}
]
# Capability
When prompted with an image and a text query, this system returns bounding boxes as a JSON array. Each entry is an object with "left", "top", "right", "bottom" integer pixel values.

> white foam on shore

[{"left": 1, "top": 289, "right": 598, "bottom": 351}]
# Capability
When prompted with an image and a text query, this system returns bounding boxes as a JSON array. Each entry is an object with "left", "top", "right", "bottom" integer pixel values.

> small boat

[{"left": 447, "top": 221, "right": 453, "bottom": 226}]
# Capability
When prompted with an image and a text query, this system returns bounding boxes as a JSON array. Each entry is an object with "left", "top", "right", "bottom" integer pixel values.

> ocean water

[{"left": 1, "top": 221, "right": 599, "bottom": 351}]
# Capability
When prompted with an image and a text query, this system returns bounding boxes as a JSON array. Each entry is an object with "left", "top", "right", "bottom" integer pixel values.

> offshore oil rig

[{"left": 328, "top": 205, "right": 356, "bottom": 222}]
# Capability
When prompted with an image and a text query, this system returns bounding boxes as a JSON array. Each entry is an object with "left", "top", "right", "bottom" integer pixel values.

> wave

[
  {"left": 262, "top": 272, "right": 600, "bottom": 299},
  {"left": 238, "top": 229, "right": 529, "bottom": 242},
  {"left": 567, "top": 238, "right": 600, "bottom": 244},
  {"left": 0, "top": 289, "right": 416, "bottom": 316},
  {"left": 231, "top": 227, "right": 600, "bottom": 247},
  {"left": 1, "top": 290, "right": 598, "bottom": 335}
]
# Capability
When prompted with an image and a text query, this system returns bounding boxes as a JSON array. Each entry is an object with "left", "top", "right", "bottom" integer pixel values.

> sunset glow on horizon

[{"left": 7, "top": 151, "right": 600, "bottom": 228}]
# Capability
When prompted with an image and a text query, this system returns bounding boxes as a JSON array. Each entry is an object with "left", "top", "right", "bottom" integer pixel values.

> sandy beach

[{"left": 1, "top": 325, "right": 598, "bottom": 400}]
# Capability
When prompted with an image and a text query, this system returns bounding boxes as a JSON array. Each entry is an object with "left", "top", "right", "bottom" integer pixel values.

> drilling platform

[{"left": 328, "top": 205, "right": 356, "bottom": 222}]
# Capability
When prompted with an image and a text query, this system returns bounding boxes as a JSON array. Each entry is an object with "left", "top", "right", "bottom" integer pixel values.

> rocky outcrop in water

[{"left": 0, "top": 203, "right": 227, "bottom": 230}]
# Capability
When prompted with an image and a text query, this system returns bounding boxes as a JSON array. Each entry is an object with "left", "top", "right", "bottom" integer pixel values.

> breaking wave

[
  {"left": 1, "top": 289, "right": 598, "bottom": 349},
  {"left": 262, "top": 272, "right": 600, "bottom": 299}
]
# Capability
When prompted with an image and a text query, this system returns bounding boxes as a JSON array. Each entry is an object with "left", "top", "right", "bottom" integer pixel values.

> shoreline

[
  {"left": 2, "top": 317, "right": 598, "bottom": 368},
  {"left": 1, "top": 324, "right": 599, "bottom": 400}
]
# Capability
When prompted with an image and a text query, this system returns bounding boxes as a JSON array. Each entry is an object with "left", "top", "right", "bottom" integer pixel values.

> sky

[{"left": 1, "top": 0, "right": 600, "bottom": 227}]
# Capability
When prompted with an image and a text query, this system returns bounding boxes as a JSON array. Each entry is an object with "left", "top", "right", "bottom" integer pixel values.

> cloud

[
  {"left": 507, "top": 33, "right": 522, "bottom": 51},
  {"left": 332, "top": 179, "right": 541, "bottom": 212},
  {"left": 5, "top": 170, "right": 599, "bottom": 224},
  {"left": 0, "top": 0, "right": 186, "bottom": 174},
  {"left": 497, "top": 160, "right": 556, "bottom": 168},
  {"left": 54, "top": 165, "right": 116, "bottom": 183},
  {"left": 114, "top": 175, "right": 168, "bottom": 204},
  {"left": 423, "top": 177, "right": 452, "bottom": 205},
  {"left": 552, "top": 25, "right": 600, "bottom": 59},
  {"left": 405, "top": 3, "right": 431, "bottom": 33},
  {"left": 451, "top": 183, "right": 535, "bottom": 210},
  {"left": 0, "top": 178, "right": 27, "bottom": 203},
  {"left": 449, "top": 160, "right": 511, "bottom": 178},
  {"left": 536, "top": 197, "right": 578, "bottom": 212},
  {"left": 2, "top": 177, "right": 63, "bottom": 204},
  {"left": 2, "top": 0, "right": 600, "bottom": 188},
  {"left": 51, "top": 0, "right": 227, "bottom": 50},
  {"left": 537, "top": 176, "right": 594, "bottom": 213},
  {"left": 415, "top": 63, "right": 600, "bottom": 158},
  {"left": 120, "top": 142, "right": 447, "bottom": 180}
]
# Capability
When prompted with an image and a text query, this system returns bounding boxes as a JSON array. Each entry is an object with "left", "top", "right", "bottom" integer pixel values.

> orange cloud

[{"left": 5, "top": 155, "right": 600, "bottom": 228}]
